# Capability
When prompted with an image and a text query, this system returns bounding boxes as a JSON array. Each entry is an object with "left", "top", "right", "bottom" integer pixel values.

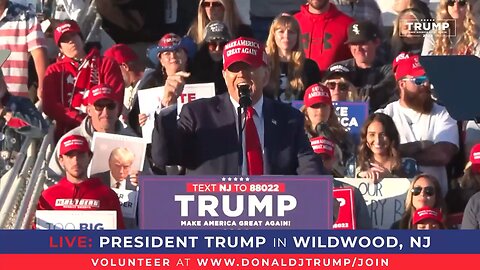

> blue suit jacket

[{"left": 151, "top": 93, "right": 323, "bottom": 175}]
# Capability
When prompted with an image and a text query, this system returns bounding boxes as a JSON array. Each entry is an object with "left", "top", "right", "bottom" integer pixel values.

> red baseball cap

[
  {"left": 87, "top": 84, "right": 115, "bottom": 105},
  {"left": 393, "top": 53, "right": 426, "bottom": 80},
  {"left": 412, "top": 207, "right": 443, "bottom": 225},
  {"left": 59, "top": 135, "right": 91, "bottom": 156},
  {"left": 310, "top": 136, "right": 335, "bottom": 157},
  {"left": 54, "top": 21, "right": 82, "bottom": 45},
  {"left": 303, "top": 83, "right": 332, "bottom": 108},
  {"left": 223, "top": 37, "right": 268, "bottom": 70},
  {"left": 104, "top": 44, "right": 138, "bottom": 64},
  {"left": 469, "top": 144, "right": 480, "bottom": 173}
]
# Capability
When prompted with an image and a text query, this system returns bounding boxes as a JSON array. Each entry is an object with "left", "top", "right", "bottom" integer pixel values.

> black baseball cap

[
  {"left": 345, "top": 21, "right": 379, "bottom": 44},
  {"left": 322, "top": 63, "right": 352, "bottom": 81}
]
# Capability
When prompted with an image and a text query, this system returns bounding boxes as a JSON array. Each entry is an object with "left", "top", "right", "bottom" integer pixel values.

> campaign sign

[
  {"left": 137, "top": 83, "right": 215, "bottom": 143},
  {"left": 176, "top": 82, "right": 215, "bottom": 116},
  {"left": 35, "top": 210, "right": 117, "bottom": 230},
  {"left": 336, "top": 178, "right": 411, "bottom": 229},
  {"left": 333, "top": 102, "right": 369, "bottom": 144},
  {"left": 333, "top": 188, "right": 356, "bottom": 230},
  {"left": 140, "top": 176, "right": 333, "bottom": 230},
  {"left": 88, "top": 133, "right": 147, "bottom": 177},
  {"left": 113, "top": 189, "right": 138, "bottom": 219}
]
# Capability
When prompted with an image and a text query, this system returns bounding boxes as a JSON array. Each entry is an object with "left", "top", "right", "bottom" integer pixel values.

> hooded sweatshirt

[
  {"left": 37, "top": 177, "right": 125, "bottom": 229},
  {"left": 294, "top": 3, "right": 354, "bottom": 72},
  {"left": 42, "top": 48, "right": 124, "bottom": 140}
]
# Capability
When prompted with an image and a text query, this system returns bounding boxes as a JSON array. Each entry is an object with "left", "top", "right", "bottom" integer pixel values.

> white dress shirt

[{"left": 230, "top": 95, "right": 265, "bottom": 175}]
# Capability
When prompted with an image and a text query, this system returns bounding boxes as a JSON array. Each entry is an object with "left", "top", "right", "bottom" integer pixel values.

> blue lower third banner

[{"left": 1, "top": 231, "right": 480, "bottom": 269}]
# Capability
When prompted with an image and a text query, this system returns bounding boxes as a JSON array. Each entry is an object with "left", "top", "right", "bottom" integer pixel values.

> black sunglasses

[
  {"left": 201, "top": 1, "right": 223, "bottom": 8},
  {"left": 94, "top": 102, "right": 117, "bottom": 111},
  {"left": 207, "top": 41, "right": 227, "bottom": 51},
  {"left": 447, "top": 0, "right": 467, "bottom": 7},
  {"left": 411, "top": 186, "right": 435, "bottom": 196},
  {"left": 325, "top": 81, "right": 349, "bottom": 91}
]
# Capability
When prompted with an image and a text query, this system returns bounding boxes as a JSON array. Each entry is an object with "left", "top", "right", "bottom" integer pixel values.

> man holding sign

[
  {"left": 37, "top": 135, "right": 125, "bottom": 229},
  {"left": 152, "top": 37, "right": 323, "bottom": 175}
]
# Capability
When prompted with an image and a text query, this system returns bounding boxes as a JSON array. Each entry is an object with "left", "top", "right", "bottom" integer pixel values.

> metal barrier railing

[
  {"left": 16, "top": 125, "right": 55, "bottom": 229},
  {"left": 0, "top": 137, "right": 34, "bottom": 228}
]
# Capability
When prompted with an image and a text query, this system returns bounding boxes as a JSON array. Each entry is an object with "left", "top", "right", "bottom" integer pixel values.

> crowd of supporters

[{"left": 2, "top": 0, "right": 480, "bottom": 230}]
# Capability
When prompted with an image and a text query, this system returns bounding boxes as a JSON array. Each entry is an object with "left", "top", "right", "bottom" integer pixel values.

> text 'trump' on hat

[
  {"left": 204, "top": 21, "right": 231, "bottom": 43},
  {"left": 87, "top": 84, "right": 116, "bottom": 105},
  {"left": 104, "top": 44, "right": 138, "bottom": 64},
  {"left": 303, "top": 83, "right": 332, "bottom": 108},
  {"left": 223, "top": 37, "right": 268, "bottom": 70},
  {"left": 59, "top": 135, "right": 91, "bottom": 155},
  {"left": 54, "top": 21, "right": 82, "bottom": 45}
]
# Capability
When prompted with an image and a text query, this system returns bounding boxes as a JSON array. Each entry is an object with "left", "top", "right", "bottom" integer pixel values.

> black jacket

[
  {"left": 330, "top": 58, "right": 396, "bottom": 112},
  {"left": 151, "top": 93, "right": 324, "bottom": 175}
]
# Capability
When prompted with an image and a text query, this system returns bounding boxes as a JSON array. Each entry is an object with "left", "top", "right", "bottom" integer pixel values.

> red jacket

[
  {"left": 42, "top": 49, "right": 124, "bottom": 140},
  {"left": 294, "top": 3, "right": 354, "bottom": 73},
  {"left": 37, "top": 177, "right": 125, "bottom": 229}
]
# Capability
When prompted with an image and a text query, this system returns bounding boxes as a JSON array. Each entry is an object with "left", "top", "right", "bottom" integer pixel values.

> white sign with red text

[{"left": 137, "top": 83, "right": 215, "bottom": 143}]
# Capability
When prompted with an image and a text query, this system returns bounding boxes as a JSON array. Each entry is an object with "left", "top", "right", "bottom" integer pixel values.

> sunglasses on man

[
  {"left": 201, "top": 1, "right": 223, "bottom": 8},
  {"left": 207, "top": 41, "right": 227, "bottom": 51},
  {"left": 94, "top": 101, "right": 117, "bottom": 111},
  {"left": 447, "top": 0, "right": 467, "bottom": 7},
  {"left": 411, "top": 186, "right": 435, "bottom": 196},
  {"left": 402, "top": 76, "right": 429, "bottom": 86},
  {"left": 325, "top": 81, "right": 349, "bottom": 92}
]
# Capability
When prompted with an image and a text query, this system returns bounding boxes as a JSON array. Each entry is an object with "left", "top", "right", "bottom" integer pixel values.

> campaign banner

[
  {"left": 336, "top": 178, "right": 411, "bottom": 229},
  {"left": 333, "top": 102, "right": 369, "bottom": 144},
  {"left": 35, "top": 210, "right": 117, "bottom": 230},
  {"left": 290, "top": 101, "right": 368, "bottom": 144},
  {"left": 333, "top": 188, "right": 356, "bottom": 230},
  {"left": 139, "top": 176, "right": 333, "bottom": 230},
  {"left": 137, "top": 83, "right": 215, "bottom": 143},
  {"left": 3, "top": 230, "right": 480, "bottom": 269},
  {"left": 113, "top": 189, "right": 138, "bottom": 219}
]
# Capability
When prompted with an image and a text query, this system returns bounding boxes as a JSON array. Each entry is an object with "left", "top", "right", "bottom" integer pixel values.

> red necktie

[{"left": 245, "top": 107, "right": 263, "bottom": 175}]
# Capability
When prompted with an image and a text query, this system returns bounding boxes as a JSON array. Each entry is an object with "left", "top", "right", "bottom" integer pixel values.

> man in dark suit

[
  {"left": 93, "top": 147, "right": 138, "bottom": 190},
  {"left": 151, "top": 37, "right": 323, "bottom": 175}
]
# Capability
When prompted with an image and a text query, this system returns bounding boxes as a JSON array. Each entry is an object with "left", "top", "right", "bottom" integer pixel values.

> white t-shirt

[{"left": 378, "top": 101, "right": 459, "bottom": 196}]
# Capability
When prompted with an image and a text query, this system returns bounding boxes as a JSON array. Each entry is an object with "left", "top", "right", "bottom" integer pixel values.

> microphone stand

[{"left": 237, "top": 84, "right": 252, "bottom": 175}]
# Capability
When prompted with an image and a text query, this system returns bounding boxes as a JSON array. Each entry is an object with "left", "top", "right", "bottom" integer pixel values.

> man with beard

[
  {"left": 377, "top": 53, "right": 458, "bottom": 196},
  {"left": 294, "top": 0, "right": 354, "bottom": 73}
]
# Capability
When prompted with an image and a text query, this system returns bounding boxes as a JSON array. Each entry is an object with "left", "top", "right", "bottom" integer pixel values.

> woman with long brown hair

[
  {"left": 422, "top": 0, "right": 479, "bottom": 55},
  {"left": 357, "top": 113, "right": 406, "bottom": 182},
  {"left": 187, "top": 0, "right": 252, "bottom": 45},
  {"left": 301, "top": 83, "right": 354, "bottom": 175},
  {"left": 264, "top": 13, "right": 320, "bottom": 103}
]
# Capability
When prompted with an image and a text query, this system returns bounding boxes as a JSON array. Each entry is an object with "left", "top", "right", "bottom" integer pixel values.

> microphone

[
  {"left": 237, "top": 83, "right": 252, "bottom": 108},
  {"left": 315, "top": 122, "right": 333, "bottom": 139}
]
